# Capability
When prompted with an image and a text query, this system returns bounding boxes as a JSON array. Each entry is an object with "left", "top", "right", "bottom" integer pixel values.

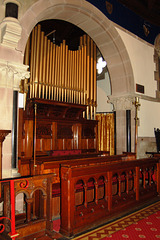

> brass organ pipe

[
  {"left": 30, "top": 27, "right": 35, "bottom": 98},
  {"left": 83, "top": 43, "right": 87, "bottom": 106},
  {"left": 24, "top": 36, "right": 30, "bottom": 65},
  {"left": 32, "top": 26, "right": 37, "bottom": 98},
  {"left": 28, "top": 26, "right": 98, "bottom": 115},
  {"left": 35, "top": 24, "right": 41, "bottom": 98},
  {"left": 46, "top": 39, "right": 50, "bottom": 99},
  {"left": 71, "top": 51, "right": 74, "bottom": 103},
  {"left": 64, "top": 45, "right": 68, "bottom": 102},
  {"left": 78, "top": 49, "right": 82, "bottom": 104},
  {"left": 54, "top": 45, "right": 58, "bottom": 101},
  {"left": 57, "top": 46, "right": 60, "bottom": 101},
  {"left": 76, "top": 50, "right": 79, "bottom": 104},
  {"left": 23, "top": 36, "right": 30, "bottom": 109},
  {"left": 90, "top": 38, "right": 94, "bottom": 120},
  {"left": 72, "top": 50, "right": 75, "bottom": 103},
  {"left": 83, "top": 35, "right": 87, "bottom": 117},
  {"left": 76, "top": 49, "right": 78, "bottom": 104},
  {"left": 67, "top": 50, "right": 70, "bottom": 102},
  {"left": 68, "top": 50, "right": 71, "bottom": 102},
  {"left": 81, "top": 46, "right": 84, "bottom": 104},
  {"left": 49, "top": 42, "right": 53, "bottom": 99},
  {"left": 39, "top": 31, "right": 44, "bottom": 98},
  {"left": 59, "top": 43, "right": 63, "bottom": 101},
  {"left": 42, "top": 36, "right": 47, "bottom": 99},
  {"left": 75, "top": 50, "right": 78, "bottom": 103},
  {"left": 51, "top": 44, "right": 56, "bottom": 100},
  {"left": 74, "top": 50, "right": 77, "bottom": 104},
  {"left": 79, "top": 37, "right": 83, "bottom": 104},
  {"left": 86, "top": 35, "right": 90, "bottom": 119},
  {"left": 62, "top": 40, "right": 66, "bottom": 102},
  {"left": 70, "top": 50, "right": 73, "bottom": 102},
  {"left": 69, "top": 50, "right": 72, "bottom": 102},
  {"left": 80, "top": 36, "right": 83, "bottom": 47},
  {"left": 59, "top": 44, "right": 62, "bottom": 101}
]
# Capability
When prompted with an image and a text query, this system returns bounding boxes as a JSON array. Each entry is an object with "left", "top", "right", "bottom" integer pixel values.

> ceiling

[{"left": 117, "top": 0, "right": 160, "bottom": 27}]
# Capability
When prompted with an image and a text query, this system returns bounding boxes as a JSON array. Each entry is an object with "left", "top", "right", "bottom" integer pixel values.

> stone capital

[
  {"left": 0, "top": 59, "right": 30, "bottom": 90},
  {"left": 108, "top": 95, "right": 135, "bottom": 111}
]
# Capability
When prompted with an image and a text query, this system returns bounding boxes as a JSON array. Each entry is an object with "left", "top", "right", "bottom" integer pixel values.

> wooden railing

[
  {"left": 60, "top": 157, "right": 160, "bottom": 237},
  {"left": 0, "top": 173, "right": 56, "bottom": 240},
  {"left": 18, "top": 152, "right": 136, "bottom": 219}
]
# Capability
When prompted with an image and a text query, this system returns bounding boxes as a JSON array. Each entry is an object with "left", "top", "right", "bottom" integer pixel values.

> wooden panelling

[{"left": 18, "top": 99, "right": 98, "bottom": 159}]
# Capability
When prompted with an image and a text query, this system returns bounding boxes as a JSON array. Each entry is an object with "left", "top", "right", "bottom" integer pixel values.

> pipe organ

[{"left": 24, "top": 24, "right": 97, "bottom": 119}]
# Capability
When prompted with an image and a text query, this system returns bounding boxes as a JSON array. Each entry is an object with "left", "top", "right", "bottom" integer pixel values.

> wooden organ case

[
  {"left": 18, "top": 99, "right": 98, "bottom": 170},
  {"left": 18, "top": 24, "right": 99, "bottom": 176}
]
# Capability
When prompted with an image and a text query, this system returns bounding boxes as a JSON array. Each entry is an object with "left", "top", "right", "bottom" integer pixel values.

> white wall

[
  {"left": 96, "top": 71, "right": 113, "bottom": 113},
  {"left": 116, "top": 27, "right": 156, "bottom": 98},
  {"left": 138, "top": 99, "right": 160, "bottom": 137},
  {"left": 115, "top": 27, "right": 160, "bottom": 138}
]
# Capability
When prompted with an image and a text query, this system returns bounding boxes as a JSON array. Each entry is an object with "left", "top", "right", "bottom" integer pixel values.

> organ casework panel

[{"left": 18, "top": 98, "right": 98, "bottom": 159}]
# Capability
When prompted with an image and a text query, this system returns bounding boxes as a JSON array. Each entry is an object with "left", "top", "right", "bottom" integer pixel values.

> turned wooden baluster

[
  {"left": 43, "top": 195, "right": 47, "bottom": 218},
  {"left": 118, "top": 174, "right": 121, "bottom": 197},
  {"left": 143, "top": 169, "right": 146, "bottom": 189},
  {"left": 126, "top": 172, "right": 129, "bottom": 194},
  {"left": 26, "top": 198, "right": 33, "bottom": 222},
  {"left": 84, "top": 182, "right": 87, "bottom": 208},
  {"left": 95, "top": 180, "right": 98, "bottom": 204},
  {"left": 135, "top": 167, "right": 140, "bottom": 201},
  {"left": 107, "top": 171, "right": 112, "bottom": 211},
  {"left": 104, "top": 177, "right": 108, "bottom": 201},
  {"left": 149, "top": 168, "right": 152, "bottom": 187}
]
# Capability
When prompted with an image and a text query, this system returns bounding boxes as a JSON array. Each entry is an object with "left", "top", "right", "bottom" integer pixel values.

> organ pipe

[{"left": 24, "top": 24, "right": 97, "bottom": 119}]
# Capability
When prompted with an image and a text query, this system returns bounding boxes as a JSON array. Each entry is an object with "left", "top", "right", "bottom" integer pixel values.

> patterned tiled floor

[{"left": 73, "top": 201, "right": 160, "bottom": 240}]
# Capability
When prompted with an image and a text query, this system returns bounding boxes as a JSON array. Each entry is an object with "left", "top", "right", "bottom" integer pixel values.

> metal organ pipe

[{"left": 24, "top": 24, "right": 97, "bottom": 119}]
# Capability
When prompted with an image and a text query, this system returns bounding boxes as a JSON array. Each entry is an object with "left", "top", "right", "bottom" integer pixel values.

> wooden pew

[
  {"left": 18, "top": 152, "right": 135, "bottom": 219},
  {"left": 60, "top": 156, "right": 160, "bottom": 237}
]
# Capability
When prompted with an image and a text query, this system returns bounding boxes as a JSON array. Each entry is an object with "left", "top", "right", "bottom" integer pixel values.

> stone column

[
  {"left": 108, "top": 95, "right": 135, "bottom": 155},
  {"left": 0, "top": 130, "right": 11, "bottom": 179},
  {"left": 0, "top": 59, "right": 30, "bottom": 178}
]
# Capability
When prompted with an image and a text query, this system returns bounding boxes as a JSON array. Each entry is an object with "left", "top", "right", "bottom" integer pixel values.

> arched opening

[
  {"left": 19, "top": 0, "right": 134, "bottom": 98},
  {"left": 15, "top": 192, "right": 27, "bottom": 225}
]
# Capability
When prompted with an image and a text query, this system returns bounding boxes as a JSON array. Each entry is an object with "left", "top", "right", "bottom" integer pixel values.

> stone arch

[{"left": 18, "top": 0, "right": 134, "bottom": 96}]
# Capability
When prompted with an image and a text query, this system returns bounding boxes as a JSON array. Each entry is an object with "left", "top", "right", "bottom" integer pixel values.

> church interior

[{"left": 0, "top": 0, "right": 160, "bottom": 239}]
